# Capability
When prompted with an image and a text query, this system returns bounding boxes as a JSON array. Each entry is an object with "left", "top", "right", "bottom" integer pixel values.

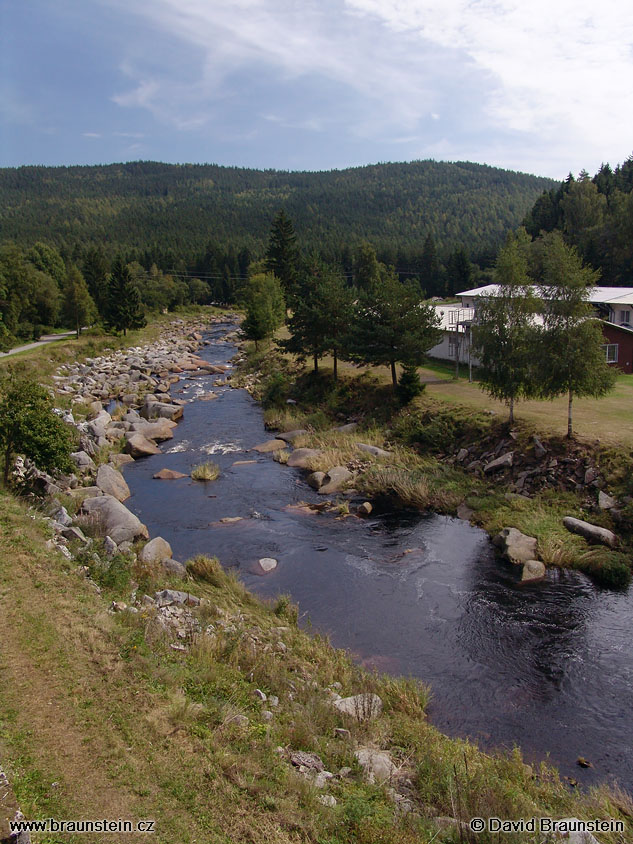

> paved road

[{"left": 0, "top": 331, "right": 77, "bottom": 358}]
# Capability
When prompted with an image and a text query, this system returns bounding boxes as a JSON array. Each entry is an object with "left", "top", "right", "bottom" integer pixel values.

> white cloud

[
  {"left": 82, "top": 132, "right": 102, "bottom": 138},
  {"left": 99, "top": 0, "right": 633, "bottom": 175},
  {"left": 345, "top": 0, "right": 633, "bottom": 174}
]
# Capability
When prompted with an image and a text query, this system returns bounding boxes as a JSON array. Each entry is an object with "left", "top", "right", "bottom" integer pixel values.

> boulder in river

[
  {"left": 153, "top": 468, "right": 188, "bottom": 480},
  {"left": 258, "top": 557, "right": 278, "bottom": 573},
  {"left": 129, "top": 419, "right": 176, "bottom": 442},
  {"left": 521, "top": 560, "right": 546, "bottom": 583},
  {"left": 125, "top": 433, "right": 161, "bottom": 458},
  {"left": 307, "top": 471, "right": 326, "bottom": 490},
  {"left": 493, "top": 527, "right": 538, "bottom": 565}
]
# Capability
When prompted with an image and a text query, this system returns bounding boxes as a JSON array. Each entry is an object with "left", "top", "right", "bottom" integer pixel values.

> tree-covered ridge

[
  {"left": 0, "top": 160, "right": 554, "bottom": 267},
  {"left": 523, "top": 155, "right": 633, "bottom": 285}
]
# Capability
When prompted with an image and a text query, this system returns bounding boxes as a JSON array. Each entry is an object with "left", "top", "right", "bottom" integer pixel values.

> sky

[{"left": 2, "top": 0, "right": 632, "bottom": 179}]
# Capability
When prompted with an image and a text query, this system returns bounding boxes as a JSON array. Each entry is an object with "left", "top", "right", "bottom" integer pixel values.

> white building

[{"left": 427, "top": 284, "right": 633, "bottom": 372}]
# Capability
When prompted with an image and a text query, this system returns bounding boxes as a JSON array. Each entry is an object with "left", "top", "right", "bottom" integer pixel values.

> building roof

[{"left": 457, "top": 284, "right": 633, "bottom": 307}]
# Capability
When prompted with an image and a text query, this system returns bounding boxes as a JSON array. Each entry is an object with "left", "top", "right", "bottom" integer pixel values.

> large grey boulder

[
  {"left": 96, "top": 464, "right": 131, "bottom": 502},
  {"left": 493, "top": 527, "right": 538, "bottom": 565},
  {"left": 139, "top": 536, "right": 173, "bottom": 565},
  {"left": 287, "top": 448, "right": 321, "bottom": 468},
  {"left": 125, "top": 433, "right": 161, "bottom": 458},
  {"left": 318, "top": 466, "right": 353, "bottom": 495},
  {"left": 129, "top": 419, "right": 176, "bottom": 441},
  {"left": 82, "top": 494, "right": 149, "bottom": 544},
  {"left": 333, "top": 693, "right": 383, "bottom": 720},
  {"left": 140, "top": 402, "right": 183, "bottom": 422},
  {"left": 563, "top": 517, "right": 618, "bottom": 548},
  {"left": 355, "top": 747, "right": 398, "bottom": 784},
  {"left": 521, "top": 560, "right": 546, "bottom": 583},
  {"left": 70, "top": 450, "right": 95, "bottom": 471}
]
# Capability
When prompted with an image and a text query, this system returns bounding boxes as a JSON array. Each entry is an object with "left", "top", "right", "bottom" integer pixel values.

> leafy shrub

[
  {"left": 273, "top": 593, "right": 299, "bottom": 625},
  {"left": 0, "top": 370, "right": 76, "bottom": 481},
  {"left": 261, "top": 372, "right": 291, "bottom": 408}
]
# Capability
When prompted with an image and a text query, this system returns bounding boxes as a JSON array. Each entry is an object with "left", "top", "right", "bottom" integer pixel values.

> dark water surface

[{"left": 123, "top": 323, "right": 633, "bottom": 794}]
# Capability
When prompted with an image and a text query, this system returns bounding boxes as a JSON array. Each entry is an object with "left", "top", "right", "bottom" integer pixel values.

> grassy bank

[
  {"left": 1, "top": 490, "right": 631, "bottom": 844},
  {"left": 235, "top": 342, "right": 633, "bottom": 589}
]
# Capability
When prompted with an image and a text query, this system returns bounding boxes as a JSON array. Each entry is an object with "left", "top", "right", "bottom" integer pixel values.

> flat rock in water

[
  {"left": 287, "top": 448, "right": 321, "bottom": 468},
  {"left": 153, "top": 468, "right": 188, "bottom": 480},
  {"left": 251, "top": 439, "right": 287, "bottom": 453},
  {"left": 563, "top": 517, "right": 618, "bottom": 548},
  {"left": 258, "top": 557, "right": 278, "bottom": 573}
]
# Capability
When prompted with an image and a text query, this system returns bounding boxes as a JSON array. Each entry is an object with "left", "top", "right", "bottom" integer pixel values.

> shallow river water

[{"left": 122, "top": 322, "right": 633, "bottom": 794}]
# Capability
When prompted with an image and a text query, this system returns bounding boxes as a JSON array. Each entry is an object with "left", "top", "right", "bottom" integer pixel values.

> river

[{"left": 122, "top": 321, "right": 633, "bottom": 795}]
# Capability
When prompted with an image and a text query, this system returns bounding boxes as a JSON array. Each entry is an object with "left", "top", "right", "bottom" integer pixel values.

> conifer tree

[
  {"left": 280, "top": 259, "right": 352, "bottom": 377},
  {"left": 347, "top": 272, "right": 441, "bottom": 388},
  {"left": 104, "top": 257, "right": 146, "bottom": 336},
  {"left": 265, "top": 210, "right": 299, "bottom": 301}
]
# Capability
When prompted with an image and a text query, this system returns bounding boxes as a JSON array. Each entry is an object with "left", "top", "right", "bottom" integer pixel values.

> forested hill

[{"left": 0, "top": 160, "right": 554, "bottom": 266}]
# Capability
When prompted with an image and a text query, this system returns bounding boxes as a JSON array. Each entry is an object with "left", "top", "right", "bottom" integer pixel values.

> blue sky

[{"left": 2, "top": 0, "right": 632, "bottom": 179}]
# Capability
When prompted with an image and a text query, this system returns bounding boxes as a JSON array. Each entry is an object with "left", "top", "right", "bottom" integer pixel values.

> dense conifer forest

[
  {"left": 523, "top": 156, "right": 633, "bottom": 285},
  {"left": 0, "top": 159, "right": 553, "bottom": 270}
]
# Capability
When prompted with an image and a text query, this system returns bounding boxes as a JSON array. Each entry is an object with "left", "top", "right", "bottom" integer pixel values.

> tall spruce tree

[
  {"left": 471, "top": 230, "right": 539, "bottom": 423},
  {"left": 104, "top": 257, "right": 146, "bottom": 336},
  {"left": 535, "top": 232, "right": 616, "bottom": 437},
  {"left": 420, "top": 233, "right": 443, "bottom": 297},
  {"left": 265, "top": 210, "right": 299, "bottom": 301}
]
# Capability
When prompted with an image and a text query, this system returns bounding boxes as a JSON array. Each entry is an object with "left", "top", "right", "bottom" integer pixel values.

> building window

[
  {"left": 620, "top": 310, "right": 630, "bottom": 324},
  {"left": 448, "top": 337, "right": 459, "bottom": 358},
  {"left": 602, "top": 344, "right": 618, "bottom": 363}
]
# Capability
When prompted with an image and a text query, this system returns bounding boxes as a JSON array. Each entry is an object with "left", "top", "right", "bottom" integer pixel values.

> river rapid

[{"left": 122, "top": 321, "right": 633, "bottom": 795}]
